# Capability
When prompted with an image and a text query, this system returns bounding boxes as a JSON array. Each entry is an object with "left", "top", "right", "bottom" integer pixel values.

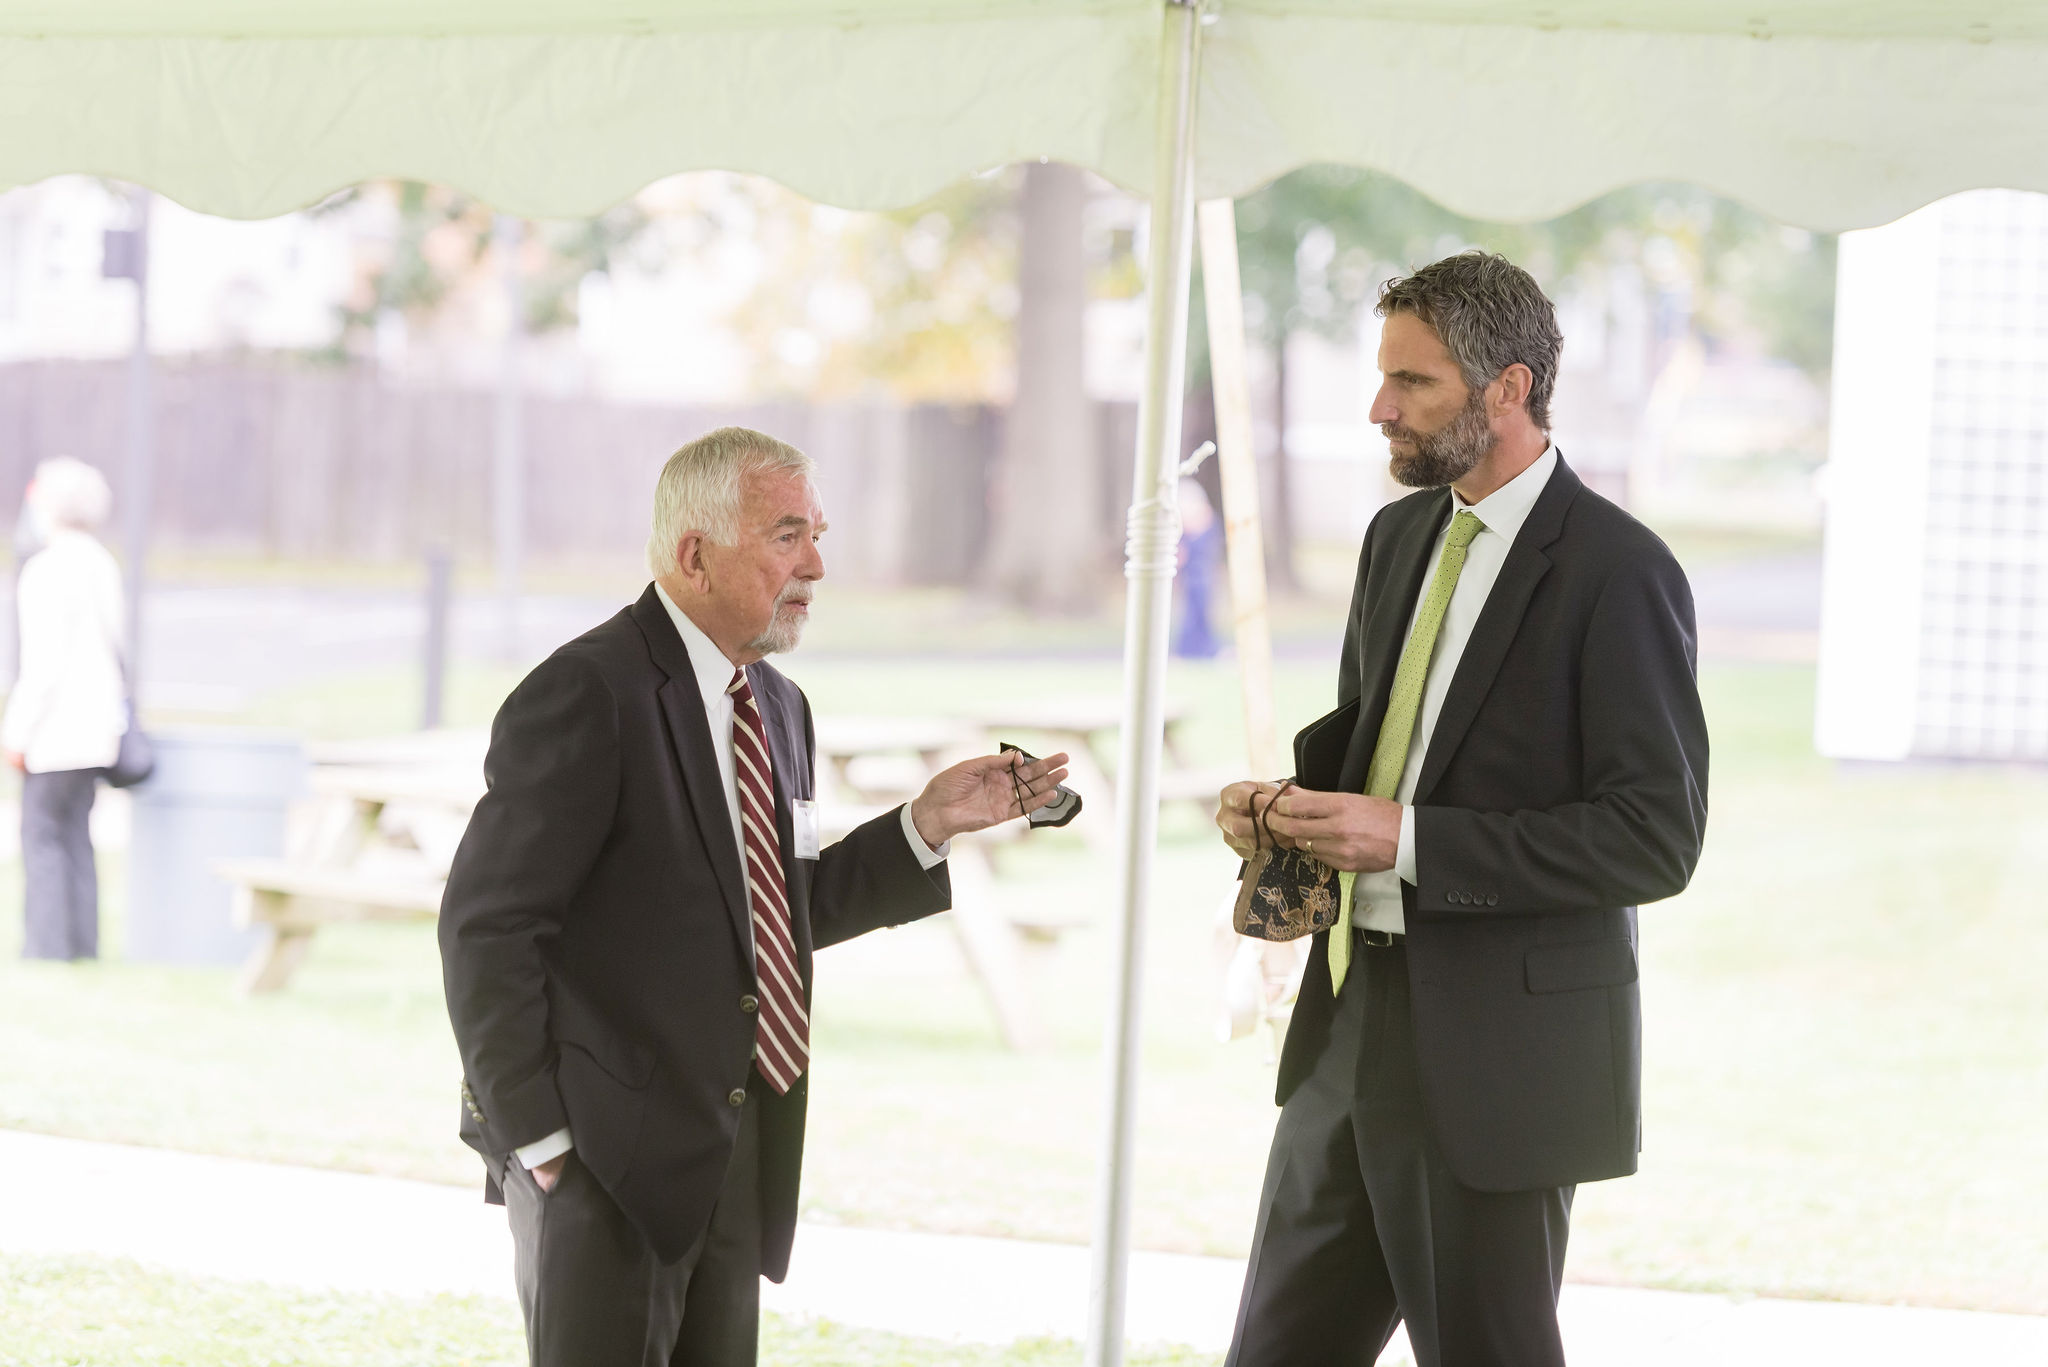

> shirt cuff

[
  {"left": 515, "top": 1127, "right": 573, "bottom": 1169},
  {"left": 1395, "top": 805, "right": 1417, "bottom": 885},
  {"left": 899, "top": 802, "right": 950, "bottom": 870}
]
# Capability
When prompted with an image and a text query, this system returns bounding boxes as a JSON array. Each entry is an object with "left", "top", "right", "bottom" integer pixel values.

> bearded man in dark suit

[
  {"left": 1217, "top": 253, "right": 1709, "bottom": 1367},
  {"left": 440, "top": 426, "right": 1068, "bottom": 1366}
]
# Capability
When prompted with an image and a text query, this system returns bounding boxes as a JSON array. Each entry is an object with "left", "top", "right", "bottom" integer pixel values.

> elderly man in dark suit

[
  {"left": 1217, "top": 253, "right": 1709, "bottom": 1367},
  {"left": 440, "top": 426, "right": 1068, "bottom": 1367}
]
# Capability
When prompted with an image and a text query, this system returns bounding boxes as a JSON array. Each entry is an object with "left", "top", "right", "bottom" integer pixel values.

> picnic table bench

[
  {"left": 218, "top": 761, "right": 483, "bottom": 995},
  {"left": 220, "top": 857, "right": 447, "bottom": 994},
  {"left": 225, "top": 701, "right": 1234, "bottom": 1043},
  {"left": 221, "top": 727, "right": 1074, "bottom": 1050}
]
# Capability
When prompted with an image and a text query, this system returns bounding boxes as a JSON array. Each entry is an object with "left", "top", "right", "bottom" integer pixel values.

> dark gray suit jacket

[
  {"left": 439, "top": 585, "right": 950, "bottom": 1275},
  {"left": 1278, "top": 456, "right": 1709, "bottom": 1191}
]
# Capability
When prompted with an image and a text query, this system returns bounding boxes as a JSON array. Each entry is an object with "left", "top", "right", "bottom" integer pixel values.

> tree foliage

[
  {"left": 1201, "top": 168, "right": 1837, "bottom": 384},
  {"left": 314, "top": 181, "right": 655, "bottom": 353},
  {"left": 718, "top": 172, "right": 1022, "bottom": 400},
  {"left": 308, "top": 166, "right": 1838, "bottom": 394}
]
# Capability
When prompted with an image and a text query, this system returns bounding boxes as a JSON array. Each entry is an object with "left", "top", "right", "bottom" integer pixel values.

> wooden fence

[{"left": 0, "top": 358, "right": 1139, "bottom": 586}]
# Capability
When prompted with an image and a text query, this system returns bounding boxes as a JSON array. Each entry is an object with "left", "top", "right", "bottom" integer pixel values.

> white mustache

[{"left": 776, "top": 586, "right": 813, "bottom": 607}]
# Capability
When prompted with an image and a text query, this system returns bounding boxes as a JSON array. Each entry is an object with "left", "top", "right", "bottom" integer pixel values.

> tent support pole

[
  {"left": 1084, "top": 4, "right": 1203, "bottom": 1365},
  {"left": 493, "top": 213, "right": 526, "bottom": 662},
  {"left": 1197, "top": 196, "right": 1281, "bottom": 778},
  {"left": 119, "top": 186, "right": 154, "bottom": 687}
]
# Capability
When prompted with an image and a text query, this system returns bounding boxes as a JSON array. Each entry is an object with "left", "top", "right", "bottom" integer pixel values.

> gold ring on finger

[{"left": 1304, "top": 838, "right": 1314, "bottom": 855}]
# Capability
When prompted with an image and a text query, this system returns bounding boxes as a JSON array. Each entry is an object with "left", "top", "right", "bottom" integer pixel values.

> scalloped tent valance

[{"left": 2, "top": 0, "right": 2044, "bottom": 226}]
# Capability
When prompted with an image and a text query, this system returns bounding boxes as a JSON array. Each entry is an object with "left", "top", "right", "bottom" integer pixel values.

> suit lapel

[
  {"left": 630, "top": 589, "right": 753, "bottom": 967},
  {"left": 1411, "top": 458, "right": 1581, "bottom": 805},
  {"left": 1338, "top": 490, "right": 1452, "bottom": 793}
]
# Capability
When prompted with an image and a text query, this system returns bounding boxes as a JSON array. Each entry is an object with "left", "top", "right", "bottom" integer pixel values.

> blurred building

[
  {"left": 1817, "top": 188, "right": 2048, "bottom": 763},
  {"left": 0, "top": 178, "right": 349, "bottom": 360}
]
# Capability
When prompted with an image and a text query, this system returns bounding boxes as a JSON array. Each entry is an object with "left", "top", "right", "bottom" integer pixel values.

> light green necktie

[{"left": 1329, "top": 510, "right": 1484, "bottom": 993}]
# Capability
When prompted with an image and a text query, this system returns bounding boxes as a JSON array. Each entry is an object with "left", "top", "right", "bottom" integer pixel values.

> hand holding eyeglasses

[{"left": 908, "top": 747, "right": 1073, "bottom": 849}]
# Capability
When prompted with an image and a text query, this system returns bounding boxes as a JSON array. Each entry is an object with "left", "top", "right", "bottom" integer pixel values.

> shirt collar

[
  {"left": 1453, "top": 444, "right": 1556, "bottom": 545},
  {"left": 652, "top": 581, "right": 744, "bottom": 709}
]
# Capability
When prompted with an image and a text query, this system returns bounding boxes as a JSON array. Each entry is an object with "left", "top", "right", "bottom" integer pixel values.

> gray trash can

[{"left": 125, "top": 729, "right": 307, "bottom": 966}]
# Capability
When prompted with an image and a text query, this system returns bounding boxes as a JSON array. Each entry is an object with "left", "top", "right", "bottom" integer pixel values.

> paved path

[{"left": 6, "top": 1130, "right": 2045, "bottom": 1364}]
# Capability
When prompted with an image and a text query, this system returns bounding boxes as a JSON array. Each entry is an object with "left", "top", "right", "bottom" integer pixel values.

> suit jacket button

[
  {"left": 1485, "top": 894, "right": 1498, "bottom": 907},
  {"left": 728, "top": 1088, "right": 747, "bottom": 1107},
  {"left": 1459, "top": 892, "right": 1474, "bottom": 905},
  {"left": 740, "top": 995, "right": 759, "bottom": 1014},
  {"left": 1445, "top": 891, "right": 1457, "bottom": 904}
]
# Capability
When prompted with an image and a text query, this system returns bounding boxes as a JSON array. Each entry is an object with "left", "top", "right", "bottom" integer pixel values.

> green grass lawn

[
  {"left": 0, "top": 1254, "right": 1217, "bottom": 1367},
  {"left": 2, "top": 651, "right": 2044, "bottom": 1319}
]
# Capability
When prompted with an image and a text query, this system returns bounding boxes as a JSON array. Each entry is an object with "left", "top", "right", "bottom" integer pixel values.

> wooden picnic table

[
  {"left": 812, "top": 716, "right": 981, "bottom": 804},
  {"left": 812, "top": 716, "right": 1062, "bottom": 1049},
  {"left": 222, "top": 758, "right": 481, "bottom": 993},
  {"left": 951, "top": 696, "right": 1238, "bottom": 833},
  {"left": 227, "top": 721, "right": 1070, "bottom": 1050},
  {"left": 306, "top": 729, "right": 487, "bottom": 769}
]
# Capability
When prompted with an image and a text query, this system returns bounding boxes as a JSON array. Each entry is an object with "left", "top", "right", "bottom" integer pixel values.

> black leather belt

[{"left": 1354, "top": 928, "right": 1405, "bottom": 948}]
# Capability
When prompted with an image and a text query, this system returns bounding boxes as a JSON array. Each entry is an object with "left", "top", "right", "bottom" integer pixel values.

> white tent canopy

[
  {"left": 14, "top": 4, "right": 2046, "bottom": 1365},
  {"left": 6, "top": 1, "right": 2048, "bottom": 228}
]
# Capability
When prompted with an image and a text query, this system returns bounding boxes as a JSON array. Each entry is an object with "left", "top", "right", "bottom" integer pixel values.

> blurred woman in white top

[{"left": 4, "top": 457, "right": 125, "bottom": 960}]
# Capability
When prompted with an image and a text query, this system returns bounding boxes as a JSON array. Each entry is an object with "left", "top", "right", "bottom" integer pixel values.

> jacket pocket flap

[
  {"left": 1525, "top": 938, "right": 1637, "bottom": 994},
  {"left": 552, "top": 987, "right": 656, "bottom": 1088},
  {"left": 560, "top": 1036, "right": 655, "bottom": 1088}
]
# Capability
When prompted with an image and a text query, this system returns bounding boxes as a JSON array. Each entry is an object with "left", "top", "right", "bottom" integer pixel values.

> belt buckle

[{"left": 1356, "top": 928, "right": 1397, "bottom": 949}]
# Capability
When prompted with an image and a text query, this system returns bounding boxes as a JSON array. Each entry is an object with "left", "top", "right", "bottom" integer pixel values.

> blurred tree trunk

[
  {"left": 1266, "top": 329, "right": 1300, "bottom": 592},
  {"left": 983, "top": 161, "right": 1098, "bottom": 611}
]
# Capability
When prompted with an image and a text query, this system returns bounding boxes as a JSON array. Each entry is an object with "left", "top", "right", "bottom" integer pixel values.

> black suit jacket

[
  {"left": 1278, "top": 455, "right": 1709, "bottom": 1192},
  {"left": 439, "top": 585, "right": 950, "bottom": 1276}
]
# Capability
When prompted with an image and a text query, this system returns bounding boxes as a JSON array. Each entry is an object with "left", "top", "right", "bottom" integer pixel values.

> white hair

[
  {"left": 646, "top": 426, "right": 815, "bottom": 577},
  {"left": 29, "top": 456, "right": 112, "bottom": 532}
]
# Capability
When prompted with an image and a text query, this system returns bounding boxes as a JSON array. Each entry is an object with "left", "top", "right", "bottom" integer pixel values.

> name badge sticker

[{"left": 792, "top": 799, "right": 821, "bottom": 859}]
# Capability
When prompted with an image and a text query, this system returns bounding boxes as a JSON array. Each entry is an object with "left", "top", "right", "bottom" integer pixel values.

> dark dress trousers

[
  {"left": 440, "top": 586, "right": 950, "bottom": 1358},
  {"left": 1230, "top": 457, "right": 1710, "bottom": 1366},
  {"left": 21, "top": 767, "right": 100, "bottom": 960}
]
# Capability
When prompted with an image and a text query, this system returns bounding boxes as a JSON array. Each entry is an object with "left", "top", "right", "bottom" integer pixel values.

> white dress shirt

[
  {"left": 1355, "top": 446, "right": 1557, "bottom": 936},
  {"left": 517, "top": 585, "right": 949, "bottom": 1170},
  {"left": 2, "top": 529, "right": 126, "bottom": 773}
]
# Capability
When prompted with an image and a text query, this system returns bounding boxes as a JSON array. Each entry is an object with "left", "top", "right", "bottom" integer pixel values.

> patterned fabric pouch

[{"left": 1231, "top": 780, "right": 1340, "bottom": 942}]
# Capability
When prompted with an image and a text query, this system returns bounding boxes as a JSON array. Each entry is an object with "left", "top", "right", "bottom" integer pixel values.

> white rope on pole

[{"left": 1084, "top": 3, "right": 1204, "bottom": 1365}]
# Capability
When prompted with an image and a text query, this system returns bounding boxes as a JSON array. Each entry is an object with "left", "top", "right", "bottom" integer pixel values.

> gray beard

[
  {"left": 1387, "top": 389, "right": 1495, "bottom": 489},
  {"left": 745, "top": 606, "right": 808, "bottom": 655}
]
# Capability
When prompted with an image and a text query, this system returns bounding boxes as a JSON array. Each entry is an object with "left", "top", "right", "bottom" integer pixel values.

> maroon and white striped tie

[{"left": 727, "top": 669, "right": 809, "bottom": 1093}]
